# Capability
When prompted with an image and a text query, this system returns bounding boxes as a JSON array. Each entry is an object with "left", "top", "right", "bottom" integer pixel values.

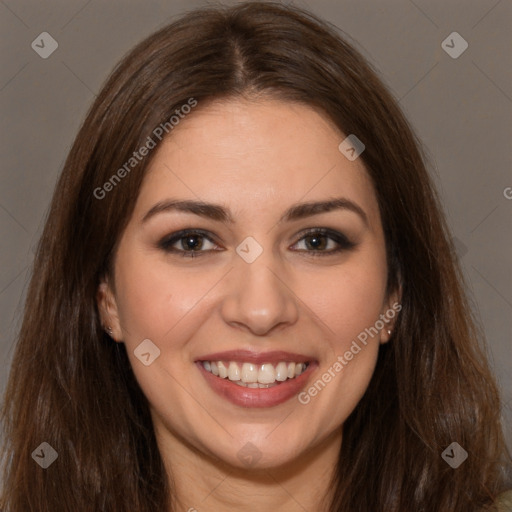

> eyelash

[{"left": 157, "top": 228, "right": 356, "bottom": 259}]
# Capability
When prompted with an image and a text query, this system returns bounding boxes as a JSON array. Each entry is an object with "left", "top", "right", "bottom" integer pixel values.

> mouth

[
  {"left": 201, "top": 360, "right": 309, "bottom": 388},
  {"left": 196, "top": 350, "right": 317, "bottom": 408}
]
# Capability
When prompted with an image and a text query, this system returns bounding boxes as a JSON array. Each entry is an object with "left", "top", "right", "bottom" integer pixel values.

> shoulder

[{"left": 495, "top": 490, "right": 512, "bottom": 511}]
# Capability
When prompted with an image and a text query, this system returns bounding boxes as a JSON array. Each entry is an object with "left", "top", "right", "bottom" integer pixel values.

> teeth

[
  {"left": 217, "top": 361, "right": 228, "bottom": 379},
  {"left": 228, "top": 361, "right": 241, "bottom": 381},
  {"left": 241, "top": 362, "right": 258, "bottom": 383},
  {"left": 258, "top": 363, "right": 275, "bottom": 384},
  {"left": 202, "top": 360, "right": 309, "bottom": 385},
  {"left": 275, "top": 362, "right": 288, "bottom": 381},
  {"left": 236, "top": 381, "right": 278, "bottom": 388}
]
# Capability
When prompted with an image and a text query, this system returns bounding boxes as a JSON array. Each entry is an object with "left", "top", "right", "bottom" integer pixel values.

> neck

[{"left": 156, "top": 427, "right": 342, "bottom": 512}]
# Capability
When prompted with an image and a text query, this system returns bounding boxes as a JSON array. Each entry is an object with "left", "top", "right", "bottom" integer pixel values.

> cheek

[
  {"left": 113, "top": 246, "right": 197, "bottom": 346},
  {"left": 294, "top": 255, "right": 387, "bottom": 429},
  {"left": 299, "top": 254, "right": 388, "bottom": 350}
]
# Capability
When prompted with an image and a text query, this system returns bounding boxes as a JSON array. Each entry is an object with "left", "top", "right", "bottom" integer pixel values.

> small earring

[
  {"left": 387, "top": 329, "right": 392, "bottom": 336},
  {"left": 105, "top": 326, "right": 113, "bottom": 335}
]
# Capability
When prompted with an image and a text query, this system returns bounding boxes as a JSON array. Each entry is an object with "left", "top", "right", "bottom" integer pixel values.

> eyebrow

[{"left": 141, "top": 197, "right": 368, "bottom": 226}]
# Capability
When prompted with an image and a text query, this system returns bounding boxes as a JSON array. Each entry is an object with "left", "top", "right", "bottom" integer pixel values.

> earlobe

[
  {"left": 96, "top": 280, "right": 122, "bottom": 341},
  {"left": 380, "top": 327, "right": 394, "bottom": 344},
  {"left": 380, "top": 285, "right": 402, "bottom": 344}
]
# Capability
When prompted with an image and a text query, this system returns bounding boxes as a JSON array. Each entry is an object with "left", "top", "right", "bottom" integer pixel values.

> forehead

[{"left": 134, "top": 98, "right": 380, "bottom": 229}]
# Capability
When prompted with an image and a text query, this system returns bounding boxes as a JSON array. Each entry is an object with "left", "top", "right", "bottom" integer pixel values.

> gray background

[{"left": 1, "top": 0, "right": 511, "bottom": 448}]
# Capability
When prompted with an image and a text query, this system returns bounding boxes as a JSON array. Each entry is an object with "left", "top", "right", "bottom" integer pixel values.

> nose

[{"left": 220, "top": 253, "right": 299, "bottom": 337}]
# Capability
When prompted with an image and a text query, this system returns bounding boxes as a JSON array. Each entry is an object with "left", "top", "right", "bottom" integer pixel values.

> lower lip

[{"left": 196, "top": 362, "right": 316, "bottom": 408}]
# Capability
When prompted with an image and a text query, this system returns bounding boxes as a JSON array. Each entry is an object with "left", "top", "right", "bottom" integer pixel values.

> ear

[
  {"left": 96, "top": 277, "right": 122, "bottom": 342},
  {"left": 379, "top": 284, "right": 402, "bottom": 344}
]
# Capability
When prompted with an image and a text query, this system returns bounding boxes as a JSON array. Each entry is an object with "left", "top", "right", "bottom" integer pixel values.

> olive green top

[{"left": 496, "top": 490, "right": 512, "bottom": 511}]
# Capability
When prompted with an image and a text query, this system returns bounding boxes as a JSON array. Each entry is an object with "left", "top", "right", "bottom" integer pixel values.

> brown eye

[
  {"left": 303, "top": 233, "right": 329, "bottom": 250},
  {"left": 180, "top": 233, "right": 205, "bottom": 251},
  {"left": 291, "top": 228, "right": 356, "bottom": 255},
  {"left": 158, "top": 230, "right": 220, "bottom": 257}
]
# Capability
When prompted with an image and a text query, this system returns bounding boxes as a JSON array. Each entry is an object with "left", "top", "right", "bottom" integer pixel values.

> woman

[{"left": 1, "top": 2, "right": 510, "bottom": 510}]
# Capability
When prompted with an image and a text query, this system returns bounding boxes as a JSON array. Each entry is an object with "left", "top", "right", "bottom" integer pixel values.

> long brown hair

[{"left": 1, "top": 2, "right": 510, "bottom": 510}]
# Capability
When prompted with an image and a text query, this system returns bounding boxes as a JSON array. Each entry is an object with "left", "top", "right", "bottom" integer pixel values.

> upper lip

[{"left": 196, "top": 349, "right": 314, "bottom": 365}]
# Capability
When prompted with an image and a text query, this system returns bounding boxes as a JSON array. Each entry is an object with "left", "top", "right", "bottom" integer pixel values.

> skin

[{"left": 98, "top": 98, "right": 400, "bottom": 511}]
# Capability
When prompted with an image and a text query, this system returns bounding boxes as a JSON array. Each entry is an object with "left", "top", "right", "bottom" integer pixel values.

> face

[{"left": 98, "top": 98, "right": 399, "bottom": 471}]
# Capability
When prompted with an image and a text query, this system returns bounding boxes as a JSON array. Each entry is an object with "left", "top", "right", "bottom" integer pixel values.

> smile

[
  {"left": 201, "top": 360, "right": 309, "bottom": 388},
  {"left": 196, "top": 350, "right": 316, "bottom": 407}
]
